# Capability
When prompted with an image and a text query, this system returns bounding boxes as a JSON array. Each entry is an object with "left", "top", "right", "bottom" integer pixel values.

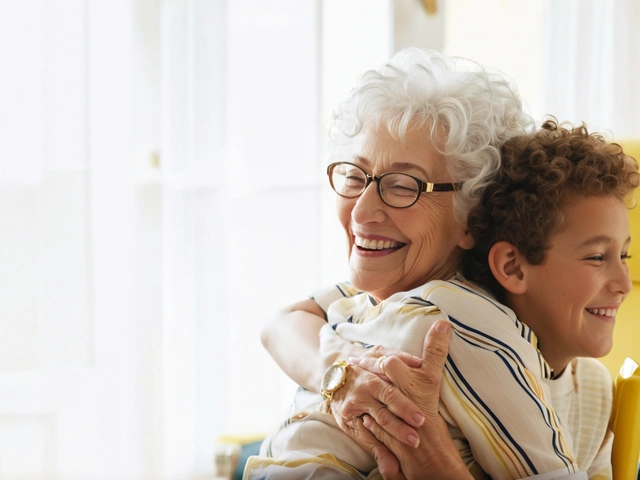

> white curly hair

[{"left": 328, "top": 47, "right": 534, "bottom": 226}]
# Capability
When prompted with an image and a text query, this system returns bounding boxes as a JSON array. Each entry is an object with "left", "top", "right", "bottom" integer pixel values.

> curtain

[{"left": 544, "top": 0, "right": 640, "bottom": 137}]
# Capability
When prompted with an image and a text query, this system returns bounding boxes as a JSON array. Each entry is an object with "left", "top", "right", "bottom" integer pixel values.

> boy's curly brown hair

[{"left": 462, "top": 118, "right": 640, "bottom": 301}]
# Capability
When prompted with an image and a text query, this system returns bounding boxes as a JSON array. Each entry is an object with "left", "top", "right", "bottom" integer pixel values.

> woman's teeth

[
  {"left": 355, "top": 237, "right": 401, "bottom": 250},
  {"left": 586, "top": 308, "right": 617, "bottom": 317}
]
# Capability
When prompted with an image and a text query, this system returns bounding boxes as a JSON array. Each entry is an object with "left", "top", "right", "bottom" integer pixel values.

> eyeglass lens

[{"left": 329, "top": 163, "right": 420, "bottom": 208}]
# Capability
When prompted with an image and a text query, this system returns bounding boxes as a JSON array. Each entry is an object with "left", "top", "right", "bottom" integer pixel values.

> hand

[
  {"left": 362, "top": 321, "right": 473, "bottom": 480},
  {"left": 323, "top": 344, "right": 424, "bottom": 477},
  {"left": 349, "top": 345, "right": 424, "bottom": 383},
  {"left": 330, "top": 344, "right": 425, "bottom": 448}
]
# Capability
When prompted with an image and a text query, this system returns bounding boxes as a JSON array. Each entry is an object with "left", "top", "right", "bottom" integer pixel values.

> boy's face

[{"left": 516, "top": 195, "right": 632, "bottom": 374}]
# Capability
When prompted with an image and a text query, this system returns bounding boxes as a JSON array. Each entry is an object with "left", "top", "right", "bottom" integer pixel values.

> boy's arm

[
  {"left": 261, "top": 286, "right": 429, "bottom": 465},
  {"left": 260, "top": 299, "right": 361, "bottom": 392},
  {"left": 585, "top": 421, "right": 613, "bottom": 479},
  {"left": 260, "top": 298, "right": 366, "bottom": 392}
]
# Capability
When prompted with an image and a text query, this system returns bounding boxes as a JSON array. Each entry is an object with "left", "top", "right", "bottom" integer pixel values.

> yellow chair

[{"left": 611, "top": 358, "right": 640, "bottom": 480}]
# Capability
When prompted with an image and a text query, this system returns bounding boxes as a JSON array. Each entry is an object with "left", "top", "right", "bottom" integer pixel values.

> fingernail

[
  {"left": 435, "top": 321, "right": 450, "bottom": 334},
  {"left": 407, "top": 434, "right": 420, "bottom": 448},
  {"left": 349, "top": 357, "right": 360, "bottom": 365},
  {"left": 413, "top": 412, "right": 425, "bottom": 426},
  {"left": 362, "top": 415, "right": 371, "bottom": 428}
]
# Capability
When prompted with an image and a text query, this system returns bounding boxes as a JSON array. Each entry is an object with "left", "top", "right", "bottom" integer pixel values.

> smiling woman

[{"left": 333, "top": 123, "right": 473, "bottom": 302}]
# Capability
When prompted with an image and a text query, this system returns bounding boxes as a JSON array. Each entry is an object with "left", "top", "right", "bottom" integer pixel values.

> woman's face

[{"left": 336, "top": 123, "right": 473, "bottom": 300}]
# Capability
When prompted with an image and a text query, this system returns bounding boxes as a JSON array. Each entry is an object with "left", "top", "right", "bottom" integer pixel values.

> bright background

[{"left": 0, "top": 0, "right": 638, "bottom": 479}]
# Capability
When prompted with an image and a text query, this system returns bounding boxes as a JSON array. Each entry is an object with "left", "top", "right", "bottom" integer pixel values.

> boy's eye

[{"left": 585, "top": 253, "right": 632, "bottom": 262}]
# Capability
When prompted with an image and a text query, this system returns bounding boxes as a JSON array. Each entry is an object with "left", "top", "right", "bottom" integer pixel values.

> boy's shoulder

[{"left": 573, "top": 357, "right": 613, "bottom": 384}]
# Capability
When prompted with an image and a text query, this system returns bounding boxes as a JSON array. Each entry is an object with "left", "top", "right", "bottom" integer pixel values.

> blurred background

[{"left": 0, "top": 0, "right": 639, "bottom": 478}]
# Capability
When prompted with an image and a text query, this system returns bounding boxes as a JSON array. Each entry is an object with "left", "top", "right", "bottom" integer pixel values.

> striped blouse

[{"left": 312, "top": 275, "right": 612, "bottom": 479}]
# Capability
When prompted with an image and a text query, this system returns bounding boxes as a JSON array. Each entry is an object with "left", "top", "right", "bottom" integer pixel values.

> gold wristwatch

[{"left": 320, "top": 359, "right": 351, "bottom": 401}]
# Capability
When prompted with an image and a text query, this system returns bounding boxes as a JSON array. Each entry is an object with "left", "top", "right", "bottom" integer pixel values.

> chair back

[{"left": 611, "top": 358, "right": 640, "bottom": 480}]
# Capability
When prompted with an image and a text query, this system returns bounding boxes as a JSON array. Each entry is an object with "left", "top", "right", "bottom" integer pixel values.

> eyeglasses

[{"left": 327, "top": 162, "right": 461, "bottom": 208}]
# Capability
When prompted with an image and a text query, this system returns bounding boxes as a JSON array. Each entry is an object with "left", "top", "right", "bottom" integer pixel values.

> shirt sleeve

[
  {"left": 585, "top": 424, "right": 612, "bottom": 479},
  {"left": 310, "top": 281, "right": 360, "bottom": 315}
]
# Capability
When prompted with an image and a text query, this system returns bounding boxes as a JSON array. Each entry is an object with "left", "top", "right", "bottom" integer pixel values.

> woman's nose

[{"left": 350, "top": 181, "right": 387, "bottom": 224}]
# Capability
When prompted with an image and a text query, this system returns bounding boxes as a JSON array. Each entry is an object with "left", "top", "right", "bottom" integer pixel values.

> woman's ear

[
  {"left": 457, "top": 229, "right": 475, "bottom": 250},
  {"left": 488, "top": 241, "right": 528, "bottom": 295}
]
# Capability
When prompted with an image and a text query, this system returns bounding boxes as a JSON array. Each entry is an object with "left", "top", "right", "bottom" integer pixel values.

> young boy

[{"left": 247, "top": 120, "right": 639, "bottom": 479}]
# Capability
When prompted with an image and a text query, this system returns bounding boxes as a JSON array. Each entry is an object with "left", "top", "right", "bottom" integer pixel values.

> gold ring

[{"left": 378, "top": 355, "right": 387, "bottom": 374}]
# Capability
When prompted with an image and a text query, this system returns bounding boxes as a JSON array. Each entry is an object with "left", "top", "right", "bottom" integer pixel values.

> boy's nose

[{"left": 609, "top": 262, "right": 632, "bottom": 295}]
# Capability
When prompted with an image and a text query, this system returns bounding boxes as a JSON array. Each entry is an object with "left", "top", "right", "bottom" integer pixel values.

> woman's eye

[
  {"left": 586, "top": 255, "right": 605, "bottom": 262},
  {"left": 390, "top": 184, "right": 418, "bottom": 194},
  {"left": 345, "top": 175, "right": 365, "bottom": 186},
  {"left": 621, "top": 253, "right": 632, "bottom": 261}
]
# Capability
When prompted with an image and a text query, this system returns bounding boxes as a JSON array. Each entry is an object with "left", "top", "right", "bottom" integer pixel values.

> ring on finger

[{"left": 378, "top": 355, "right": 387, "bottom": 374}]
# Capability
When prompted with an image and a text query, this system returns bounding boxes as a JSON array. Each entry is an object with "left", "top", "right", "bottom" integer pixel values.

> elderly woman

[{"left": 254, "top": 48, "right": 534, "bottom": 479}]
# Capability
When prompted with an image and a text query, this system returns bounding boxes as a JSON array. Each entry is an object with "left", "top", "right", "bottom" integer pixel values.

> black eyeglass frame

[{"left": 326, "top": 161, "right": 462, "bottom": 209}]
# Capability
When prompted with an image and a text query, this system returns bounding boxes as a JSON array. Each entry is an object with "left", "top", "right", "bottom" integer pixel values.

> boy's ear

[{"left": 488, "top": 241, "right": 528, "bottom": 295}]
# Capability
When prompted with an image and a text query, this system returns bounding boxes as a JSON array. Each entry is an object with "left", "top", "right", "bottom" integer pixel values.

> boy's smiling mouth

[{"left": 585, "top": 307, "right": 617, "bottom": 318}]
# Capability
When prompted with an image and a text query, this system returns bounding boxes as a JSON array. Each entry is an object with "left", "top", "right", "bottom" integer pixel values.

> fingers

[
  {"left": 349, "top": 355, "right": 387, "bottom": 378},
  {"left": 361, "top": 431, "right": 404, "bottom": 478},
  {"left": 347, "top": 354, "right": 426, "bottom": 433},
  {"left": 350, "top": 346, "right": 422, "bottom": 373},
  {"left": 362, "top": 413, "right": 394, "bottom": 447},
  {"left": 347, "top": 415, "right": 406, "bottom": 480},
  {"left": 362, "top": 412, "right": 412, "bottom": 479},
  {"left": 365, "top": 392, "right": 421, "bottom": 447},
  {"left": 383, "top": 320, "right": 451, "bottom": 417},
  {"left": 373, "top": 377, "right": 425, "bottom": 429},
  {"left": 373, "top": 446, "right": 407, "bottom": 480},
  {"left": 337, "top": 383, "right": 421, "bottom": 447},
  {"left": 331, "top": 368, "right": 423, "bottom": 447}
]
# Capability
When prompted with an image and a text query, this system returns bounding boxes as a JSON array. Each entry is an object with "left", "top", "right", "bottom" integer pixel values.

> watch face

[{"left": 323, "top": 364, "right": 345, "bottom": 392}]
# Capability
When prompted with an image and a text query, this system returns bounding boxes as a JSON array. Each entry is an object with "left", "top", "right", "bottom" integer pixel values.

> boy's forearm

[
  {"left": 261, "top": 299, "right": 365, "bottom": 391},
  {"left": 261, "top": 307, "right": 327, "bottom": 391}
]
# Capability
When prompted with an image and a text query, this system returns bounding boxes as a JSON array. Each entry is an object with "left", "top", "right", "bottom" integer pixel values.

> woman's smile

[{"left": 354, "top": 235, "right": 405, "bottom": 252}]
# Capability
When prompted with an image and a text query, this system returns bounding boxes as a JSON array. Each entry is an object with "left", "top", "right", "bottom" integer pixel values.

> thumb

[
  {"left": 422, "top": 320, "right": 450, "bottom": 364},
  {"left": 385, "top": 320, "right": 450, "bottom": 417},
  {"left": 415, "top": 320, "right": 450, "bottom": 416}
]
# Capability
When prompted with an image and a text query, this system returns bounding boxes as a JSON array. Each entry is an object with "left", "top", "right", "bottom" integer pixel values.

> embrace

[{"left": 247, "top": 48, "right": 639, "bottom": 480}]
